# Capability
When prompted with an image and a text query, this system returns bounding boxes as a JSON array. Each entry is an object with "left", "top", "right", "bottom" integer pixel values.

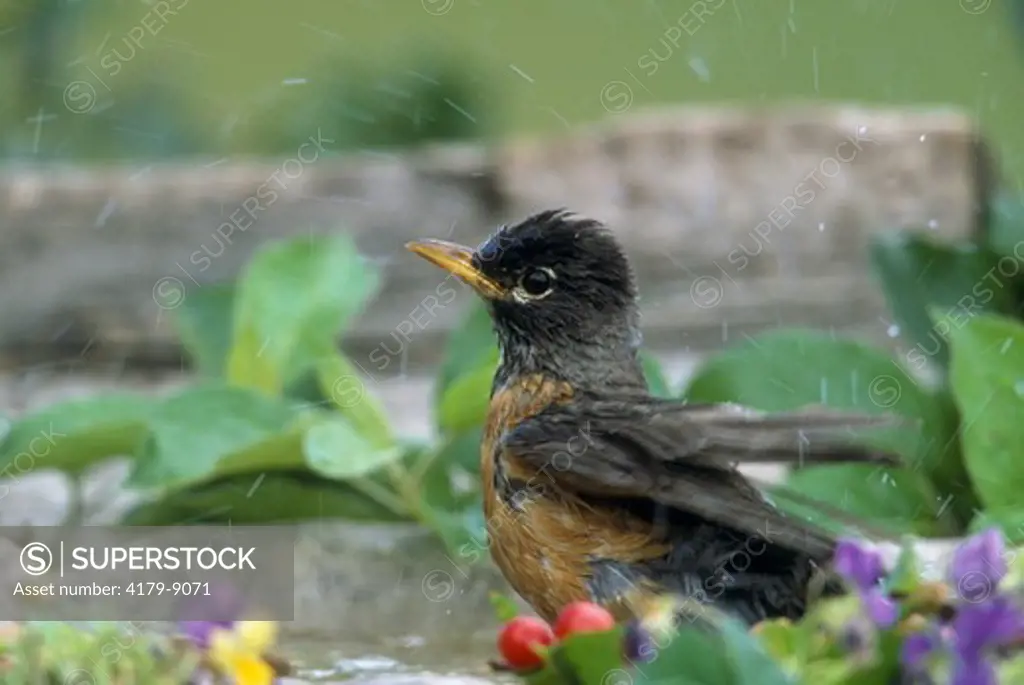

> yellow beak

[{"left": 405, "top": 239, "right": 506, "bottom": 299}]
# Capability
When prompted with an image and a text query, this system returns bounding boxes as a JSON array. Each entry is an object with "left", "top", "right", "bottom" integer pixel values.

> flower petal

[
  {"left": 624, "top": 622, "right": 655, "bottom": 663},
  {"left": 235, "top": 621, "right": 278, "bottom": 655},
  {"left": 952, "top": 653, "right": 997, "bottom": 685},
  {"left": 834, "top": 538, "right": 886, "bottom": 591},
  {"left": 862, "top": 589, "right": 898, "bottom": 628},
  {"left": 229, "top": 654, "right": 275, "bottom": 685},
  {"left": 901, "top": 631, "right": 938, "bottom": 668},
  {"left": 950, "top": 529, "right": 1007, "bottom": 600},
  {"left": 180, "top": 620, "right": 234, "bottom": 649},
  {"left": 952, "top": 596, "right": 1024, "bottom": 659},
  {"left": 208, "top": 628, "right": 242, "bottom": 671}
]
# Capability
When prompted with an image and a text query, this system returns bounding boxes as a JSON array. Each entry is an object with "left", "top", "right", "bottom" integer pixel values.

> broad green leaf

[
  {"left": 682, "top": 329, "right": 969, "bottom": 523},
  {"left": 227, "top": 234, "right": 381, "bottom": 392},
  {"left": 556, "top": 627, "right": 627, "bottom": 685},
  {"left": 225, "top": 322, "right": 281, "bottom": 394},
  {"left": 174, "top": 282, "right": 237, "bottom": 377},
  {"left": 968, "top": 508, "right": 1024, "bottom": 545},
  {"left": 752, "top": 620, "right": 807, "bottom": 669},
  {"left": 210, "top": 417, "right": 318, "bottom": 478},
  {"left": 631, "top": 620, "right": 737, "bottom": 685},
  {"left": 947, "top": 313, "right": 1024, "bottom": 509},
  {"left": 437, "top": 351, "right": 497, "bottom": 436},
  {"left": 641, "top": 351, "right": 672, "bottom": 398},
  {"left": 779, "top": 465, "right": 950, "bottom": 537},
  {"left": 128, "top": 384, "right": 302, "bottom": 489},
  {"left": 303, "top": 418, "right": 405, "bottom": 480},
  {"left": 120, "top": 471, "right": 407, "bottom": 524},
  {"left": 719, "top": 618, "right": 795, "bottom": 685},
  {"left": 986, "top": 193, "right": 1024, "bottom": 263},
  {"left": 435, "top": 301, "right": 497, "bottom": 405},
  {"left": 870, "top": 231, "right": 1013, "bottom": 372},
  {"left": 314, "top": 352, "right": 394, "bottom": 448},
  {"left": 435, "top": 426, "right": 484, "bottom": 474},
  {"left": 0, "top": 394, "right": 151, "bottom": 478},
  {"left": 406, "top": 440, "right": 477, "bottom": 513},
  {"left": 520, "top": 628, "right": 625, "bottom": 685}
]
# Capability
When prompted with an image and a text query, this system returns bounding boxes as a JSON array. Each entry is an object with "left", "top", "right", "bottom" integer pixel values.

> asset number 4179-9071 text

[{"left": 125, "top": 582, "right": 210, "bottom": 596}]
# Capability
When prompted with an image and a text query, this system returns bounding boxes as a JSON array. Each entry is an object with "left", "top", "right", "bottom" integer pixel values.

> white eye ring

[{"left": 512, "top": 266, "right": 556, "bottom": 303}]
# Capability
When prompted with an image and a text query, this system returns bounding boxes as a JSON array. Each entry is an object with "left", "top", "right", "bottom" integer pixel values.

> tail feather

[{"left": 687, "top": 404, "right": 907, "bottom": 467}]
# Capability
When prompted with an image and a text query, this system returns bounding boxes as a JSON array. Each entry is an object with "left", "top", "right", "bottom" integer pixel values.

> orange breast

[{"left": 480, "top": 375, "right": 669, "bottom": 622}]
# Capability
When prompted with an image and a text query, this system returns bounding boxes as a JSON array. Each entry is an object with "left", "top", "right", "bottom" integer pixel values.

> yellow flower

[
  {"left": 208, "top": 625, "right": 276, "bottom": 685},
  {"left": 227, "top": 653, "right": 275, "bottom": 685},
  {"left": 235, "top": 621, "right": 278, "bottom": 654}
]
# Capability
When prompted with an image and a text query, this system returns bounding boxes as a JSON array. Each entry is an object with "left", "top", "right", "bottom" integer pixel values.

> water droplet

[
  {"left": 887, "top": 324, "right": 900, "bottom": 338},
  {"left": 927, "top": 219, "right": 939, "bottom": 229},
  {"left": 688, "top": 57, "right": 711, "bottom": 83},
  {"left": 919, "top": 134, "right": 927, "bottom": 142},
  {"left": 1015, "top": 380, "right": 1024, "bottom": 398},
  {"left": 817, "top": 221, "right": 825, "bottom": 231},
  {"left": 857, "top": 125, "right": 868, "bottom": 135}
]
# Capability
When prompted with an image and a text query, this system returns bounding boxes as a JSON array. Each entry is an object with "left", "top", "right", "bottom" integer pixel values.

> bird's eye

[{"left": 518, "top": 267, "right": 555, "bottom": 298}]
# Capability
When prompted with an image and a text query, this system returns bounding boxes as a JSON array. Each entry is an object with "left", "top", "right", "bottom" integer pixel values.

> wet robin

[{"left": 406, "top": 209, "right": 901, "bottom": 627}]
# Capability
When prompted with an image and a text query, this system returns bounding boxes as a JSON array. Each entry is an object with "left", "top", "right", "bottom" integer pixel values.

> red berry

[
  {"left": 553, "top": 602, "right": 617, "bottom": 638},
  {"left": 497, "top": 616, "right": 554, "bottom": 670}
]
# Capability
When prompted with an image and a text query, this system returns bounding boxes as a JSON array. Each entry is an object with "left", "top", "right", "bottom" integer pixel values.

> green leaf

[
  {"left": 870, "top": 231, "right": 1013, "bottom": 372},
  {"left": 719, "top": 618, "right": 796, "bottom": 685},
  {"left": 226, "top": 234, "right": 381, "bottom": 393},
  {"left": 489, "top": 592, "right": 519, "bottom": 622},
  {"left": 435, "top": 301, "right": 497, "bottom": 405},
  {"left": 435, "top": 426, "right": 484, "bottom": 474},
  {"left": 314, "top": 352, "right": 395, "bottom": 448},
  {"left": 0, "top": 394, "right": 151, "bottom": 478},
  {"left": 753, "top": 620, "right": 810, "bottom": 670},
  {"left": 884, "top": 538, "right": 922, "bottom": 596},
  {"left": 225, "top": 323, "right": 281, "bottom": 394},
  {"left": 632, "top": 621, "right": 737, "bottom": 685},
  {"left": 128, "top": 384, "right": 303, "bottom": 489},
  {"left": 641, "top": 352, "right": 672, "bottom": 398},
  {"left": 174, "top": 282, "right": 237, "bottom": 377},
  {"left": 968, "top": 508, "right": 1024, "bottom": 544},
  {"left": 779, "top": 465, "right": 949, "bottom": 537},
  {"left": 947, "top": 313, "right": 1024, "bottom": 509},
  {"left": 986, "top": 193, "right": 1024, "bottom": 262},
  {"left": 303, "top": 418, "right": 405, "bottom": 480},
  {"left": 556, "top": 627, "right": 627, "bottom": 685},
  {"left": 437, "top": 350, "right": 498, "bottom": 436},
  {"left": 120, "top": 471, "right": 408, "bottom": 524},
  {"left": 682, "top": 329, "right": 965, "bottom": 531}
]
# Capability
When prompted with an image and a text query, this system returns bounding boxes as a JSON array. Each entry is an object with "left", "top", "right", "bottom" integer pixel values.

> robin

[{"left": 406, "top": 209, "right": 901, "bottom": 627}]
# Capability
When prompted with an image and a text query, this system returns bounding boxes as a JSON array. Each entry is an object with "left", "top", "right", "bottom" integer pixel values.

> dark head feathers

[{"left": 471, "top": 209, "right": 638, "bottom": 304}]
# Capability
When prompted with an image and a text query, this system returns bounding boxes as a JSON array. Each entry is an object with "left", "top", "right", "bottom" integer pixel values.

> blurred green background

[{"left": 2, "top": 0, "right": 1023, "bottom": 179}]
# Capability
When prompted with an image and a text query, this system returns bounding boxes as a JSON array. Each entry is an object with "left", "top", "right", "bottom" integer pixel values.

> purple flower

[
  {"left": 952, "top": 596, "right": 1023, "bottom": 658},
  {"left": 834, "top": 539, "right": 886, "bottom": 589},
  {"left": 948, "top": 596, "right": 1024, "bottom": 685},
  {"left": 180, "top": 620, "right": 233, "bottom": 649},
  {"left": 901, "top": 630, "right": 939, "bottom": 669},
  {"left": 862, "top": 591, "right": 898, "bottom": 628},
  {"left": 951, "top": 654, "right": 997, "bottom": 685},
  {"left": 833, "top": 539, "right": 897, "bottom": 628},
  {"left": 950, "top": 529, "right": 1008, "bottom": 603},
  {"left": 623, "top": 622, "right": 655, "bottom": 663},
  {"left": 177, "top": 581, "right": 246, "bottom": 648}
]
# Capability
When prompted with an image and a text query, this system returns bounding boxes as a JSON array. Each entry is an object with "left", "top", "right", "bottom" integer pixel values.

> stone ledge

[{"left": 0, "top": 104, "right": 993, "bottom": 369}]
